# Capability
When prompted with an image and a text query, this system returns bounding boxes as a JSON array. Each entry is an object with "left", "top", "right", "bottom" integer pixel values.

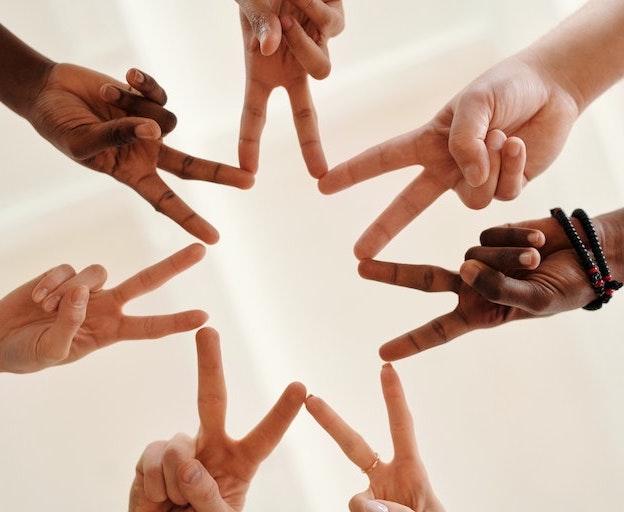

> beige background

[{"left": 1, "top": 0, "right": 624, "bottom": 510}]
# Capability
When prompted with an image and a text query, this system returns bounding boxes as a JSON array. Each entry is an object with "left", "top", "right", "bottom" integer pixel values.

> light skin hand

[
  {"left": 0, "top": 244, "right": 208, "bottom": 373},
  {"left": 306, "top": 363, "right": 445, "bottom": 512},
  {"left": 358, "top": 213, "right": 618, "bottom": 361},
  {"left": 28, "top": 63, "right": 254, "bottom": 245},
  {"left": 236, "top": 0, "right": 344, "bottom": 178},
  {"left": 319, "top": 52, "right": 581, "bottom": 259},
  {"left": 129, "top": 327, "right": 307, "bottom": 511}
]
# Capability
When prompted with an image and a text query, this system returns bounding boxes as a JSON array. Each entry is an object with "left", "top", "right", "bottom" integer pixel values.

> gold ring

[{"left": 361, "top": 452, "right": 380, "bottom": 474}]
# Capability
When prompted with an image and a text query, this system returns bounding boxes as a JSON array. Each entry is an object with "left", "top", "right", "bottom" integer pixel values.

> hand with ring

[
  {"left": 128, "top": 327, "right": 307, "bottom": 511},
  {"left": 305, "top": 363, "right": 445, "bottom": 512}
]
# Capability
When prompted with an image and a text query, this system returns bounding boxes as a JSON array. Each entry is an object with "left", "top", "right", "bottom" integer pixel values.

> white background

[{"left": 1, "top": 1, "right": 624, "bottom": 511}]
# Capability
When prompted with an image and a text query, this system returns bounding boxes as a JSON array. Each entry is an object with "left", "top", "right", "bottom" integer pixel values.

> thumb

[
  {"left": 67, "top": 118, "right": 161, "bottom": 160},
  {"left": 448, "top": 92, "right": 494, "bottom": 187},
  {"left": 238, "top": 1, "right": 282, "bottom": 55},
  {"left": 37, "top": 285, "right": 88, "bottom": 367},
  {"left": 177, "top": 460, "right": 227, "bottom": 512}
]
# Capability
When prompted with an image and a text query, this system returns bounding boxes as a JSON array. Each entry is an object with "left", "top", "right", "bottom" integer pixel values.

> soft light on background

[{"left": 1, "top": 1, "right": 623, "bottom": 511}]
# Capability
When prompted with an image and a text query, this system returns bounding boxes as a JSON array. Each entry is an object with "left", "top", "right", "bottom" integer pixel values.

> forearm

[
  {"left": 520, "top": 0, "right": 624, "bottom": 113},
  {"left": 0, "top": 24, "right": 55, "bottom": 118}
]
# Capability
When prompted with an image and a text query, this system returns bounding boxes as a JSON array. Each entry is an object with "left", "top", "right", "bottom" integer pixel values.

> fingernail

[
  {"left": 135, "top": 123, "right": 160, "bottom": 140},
  {"left": 132, "top": 69, "right": 145, "bottom": 84},
  {"left": 460, "top": 261, "right": 479, "bottom": 285},
  {"left": 43, "top": 295, "right": 61, "bottom": 312},
  {"left": 527, "top": 231, "right": 544, "bottom": 246},
  {"left": 366, "top": 501, "right": 389, "bottom": 512},
  {"left": 506, "top": 141, "right": 521, "bottom": 158},
  {"left": 518, "top": 251, "right": 534, "bottom": 267},
  {"left": 100, "top": 84, "right": 121, "bottom": 101},
  {"left": 71, "top": 286, "right": 89, "bottom": 307},
  {"left": 180, "top": 460, "right": 201, "bottom": 484},
  {"left": 280, "top": 14, "right": 293, "bottom": 31},
  {"left": 32, "top": 287, "right": 48, "bottom": 303},
  {"left": 463, "top": 165, "right": 482, "bottom": 187},
  {"left": 258, "top": 24, "right": 269, "bottom": 45}
]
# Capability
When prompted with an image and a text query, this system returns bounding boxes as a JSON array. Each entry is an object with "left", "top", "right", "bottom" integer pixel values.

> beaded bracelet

[
  {"left": 571, "top": 208, "right": 623, "bottom": 305},
  {"left": 550, "top": 207, "right": 622, "bottom": 310}
]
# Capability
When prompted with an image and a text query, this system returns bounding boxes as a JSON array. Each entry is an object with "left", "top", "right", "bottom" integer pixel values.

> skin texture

[
  {"left": 306, "top": 363, "right": 445, "bottom": 512},
  {"left": 128, "top": 327, "right": 307, "bottom": 512},
  {"left": 357, "top": 209, "right": 624, "bottom": 361},
  {"left": 0, "top": 244, "right": 208, "bottom": 373},
  {"left": 236, "top": 0, "right": 344, "bottom": 178},
  {"left": 317, "top": 0, "right": 624, "bottom": 259}
]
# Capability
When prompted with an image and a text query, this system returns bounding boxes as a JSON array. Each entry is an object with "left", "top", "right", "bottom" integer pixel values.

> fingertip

[
  {"left": 459, "top": 259, "right": 480, "bottom": 285},
  {"left": 462, "top": 164, "right": 487, "bottom": 187}
]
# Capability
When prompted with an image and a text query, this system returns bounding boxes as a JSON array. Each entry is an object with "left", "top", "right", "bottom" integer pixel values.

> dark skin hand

[
  {"left": 358, "top": 210, "right": 624, "bottom": 361},
  {"left": 237, "top": 0, "right": 344, "bottom": 178},
  {"left": 27, "top": 64, "right": 254, "bottom": 244}
]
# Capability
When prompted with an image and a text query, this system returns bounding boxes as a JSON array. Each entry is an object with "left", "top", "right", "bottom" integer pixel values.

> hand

[
  {"left": 319, "top": 53, "right": 579, "bottom": 259},
  {"left": 358, "top": 213, "right": 608, "bottom": 360},
  {"left": 236, "top": 0, "right": 344, "bottom": 177},
  {"left": 0, "top": 244, "right": 208, "bottom": 373},
  {"left": 27, "top": 64, "right": 254, "bottom": 244},
  {"left": 306, "top": 363, "right": 445, "bottom": 512},
  {"left": 129, "top": 327, "right": 307, "bottom": 511}
]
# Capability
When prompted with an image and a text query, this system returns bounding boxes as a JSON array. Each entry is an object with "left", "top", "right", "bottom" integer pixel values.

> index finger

[
  {"left": 305, "top": 395, "right": 379, "bottom": 472},
  {"left": 380, "top": 364, "right": 417, "bottom": 458},
  {"left": 112, "top": 244, "right": 206, "bottom": 304}
]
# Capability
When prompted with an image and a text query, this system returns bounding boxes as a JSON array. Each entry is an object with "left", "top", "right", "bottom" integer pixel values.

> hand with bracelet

[
  {"left": 306, "top": 363, "right": 445, "bottom": 512},
  {"left": 357, "top": 208, "right": 624, "bottom": 361}
]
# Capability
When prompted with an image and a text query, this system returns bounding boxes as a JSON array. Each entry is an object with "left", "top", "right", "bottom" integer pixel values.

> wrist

[
  {"left": 0, "top": 24, "right": 56, "bottom": 119},
  {"left": 593, "top": 209, "right": 624, "bottom": 284}
]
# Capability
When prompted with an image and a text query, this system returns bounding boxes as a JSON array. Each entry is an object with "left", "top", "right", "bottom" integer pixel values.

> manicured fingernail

[
  {"left": 100, "top": 84, "right": 121, "bottom": 101},
  {"left": 71, "top": 286, "right": 89, "bottom": 307},
  {"left": 43, "top": 295, "right": 61, "bottom": 312},
  {"left": 32, "top": 287, "right": 48, "bottom": 303},
  {"left": 518, "top": 251, "right": 534, "bottom": 267},
  {"left": 366, "top": 501, "right": 389, "bottom": 512},
  {"left": 180, "top": 461, "right": 201, "bottom": 484},
  {"left": 135, "top": 123, "right": 160, "bottom": 140}
]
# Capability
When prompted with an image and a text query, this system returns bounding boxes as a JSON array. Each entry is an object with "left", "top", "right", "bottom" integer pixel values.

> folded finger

[
  {"left": 100, "top": 84, "right": 177, "bottom": 134},
  {"left": 463, "top": 246, "right": 541, "bottom": 271},
  {"left": 32, "top": 264, "right": 76, "bottom": 304},
  {"left": 41, "top": 264, "right": 107, "bottom": 313},
  {"left": 286, "top": 78, "right": 328, "bottom": 178},
  {"left": 112, "top": 244, "right": 206, "bottom": 304},
  {"left": 158, "top": 146, "right": 254, "bottom": 189},
  {"left": 282, "top": 15, "right": 331, "bottom": 79},
  {"left": 138, "top": 440, "right": 168, "bottom": 503},
  {"left": 479, "top": 226, "right": 546, "bottom": 248},
  {"left": 288, "top": 0, "right": 345, "bottom": 37},
  {"left": 495, "top": 136, "right": 526, "bottom": 200},
  {"left": 37, "top": 286, "right": 89, "bottom": 367},
  {"left": 126, "top": 68, "right": 169, "bottom": 106},
  {"left": 305, "top": 395, "right": 378, "bottom": 472}
]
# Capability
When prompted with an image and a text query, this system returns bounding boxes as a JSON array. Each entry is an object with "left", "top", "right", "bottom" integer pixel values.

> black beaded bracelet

[
  {"left": 571, "top": 208, "right": 623, "bottom": 305},
  {"left": 550, "top": 207, "right": 622, "bottom": 310}
]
